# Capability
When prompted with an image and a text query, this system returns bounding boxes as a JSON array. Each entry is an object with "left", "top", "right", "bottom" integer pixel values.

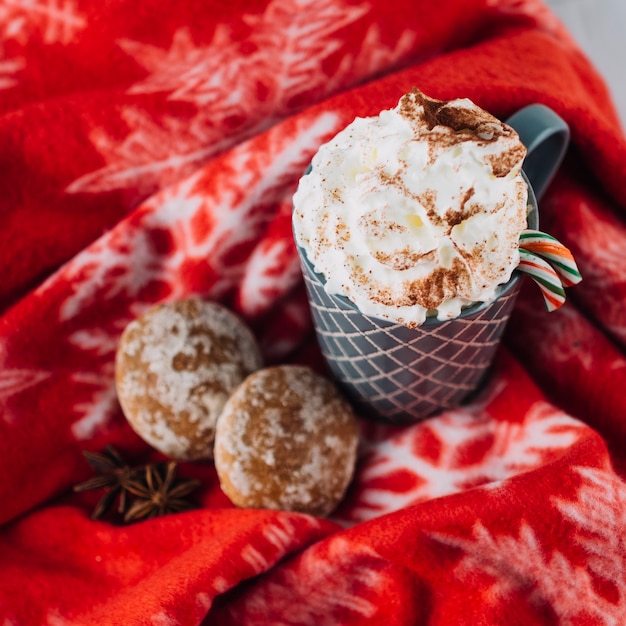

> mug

[{"left": 296, "top": 104, "right": 569, "bottom": 424}]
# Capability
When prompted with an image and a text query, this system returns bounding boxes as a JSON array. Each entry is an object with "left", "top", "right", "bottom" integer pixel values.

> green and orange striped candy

[{"left": 517, "top": 230, "right": 582, "bottom": 312}]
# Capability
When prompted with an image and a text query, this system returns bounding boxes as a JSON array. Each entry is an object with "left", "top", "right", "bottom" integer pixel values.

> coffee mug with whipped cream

[{"left": 293, "top": 89, "right": 569, "bottom": 424}]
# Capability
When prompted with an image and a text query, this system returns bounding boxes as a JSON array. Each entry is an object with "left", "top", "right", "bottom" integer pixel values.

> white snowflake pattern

[
  {"left": 44, "top": 610, "right": 75, "bottom": 626},
  {"left": 0, "top": 337, "right": 51, "bottom": 424},
  {"left": 0, "top": 56, "right": 24, "bottom": 90},
  {"left": 566, "top": 202, "right": 624, "bottom": 293},
  {"left": 553, "top": 466, "right": 626, "bottom": 608},
  {"left": 120, "top": 1, "right": 370, "bottom": 109},
  {"left": 569, "top": 201, "right": 626, "bottom": 344},
  {"left": 70, "top": 366, "right": 118, "bottom": 441},
  {"left": 0, "top": 0, "right": 86, "bottom": 89},
  {"left": 142, "top": 111, "right": 338, "bottom": 302},
  {"left": 60, "top": 110, "right": 340, "bottom": 321},
  {"left": 189, "top": 515, "right": 321, "bottom": 623},
  {"left": 145, "top": 170, "right": 272, "bottom": 304},
  {"left": 65, "top": 107, "right": 238, "bottom": 197},
  {"left": 325, "top": 24, "right": 417, "bottom": 94},
  {"left": 261, "top": 513, "right": 301, "bottom": 553},
  {"left": 336, "top": 392, "right": 586, "bottom": 524},
  {"left": 241, "top": 0, "right": 372, "bottom": 109},
  {"left": 0, "top": 0, "right": 86, "bottom": 45},
  {"left": 431, "top": 465, "right": 626, "bottom": 625},
  {"left": 0, "top": 368, "right": 50, "bottom": 405},
  {"left": 195, "top": 592, "right": 212, "bottom": 614},
  {"left": 57, "top": 174, "right": 203, "bottom": 321},
  {"left": 149, "top": 613, "right": 177, "bottom": 626},
  {"left": 241, "top": 544, "right": 272, "bottom": 573},
  {"left": 212, "top": 577, "right": 230, "bottom": 594},
  {"left": 226, "top": 537, "right": 384, "bottom": 625},
  {"left": 65, "top": 326, "right": 125, "bottom": 440},
  {"left": 68, "top": 0, "right": 415, "bottom": 194},
  {"left": 119, "top": 24, "right": 256, "bottom": 108},
  {"left": 237, "top": 218, "right": 302, "bottom": 318}
]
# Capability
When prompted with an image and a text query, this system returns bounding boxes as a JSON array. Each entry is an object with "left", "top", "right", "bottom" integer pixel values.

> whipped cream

[{"left": 293, "top": 89, "right": 528, "bottom": 327}]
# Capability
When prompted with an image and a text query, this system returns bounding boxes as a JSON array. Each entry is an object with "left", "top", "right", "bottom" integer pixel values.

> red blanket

[{"left": 2, "top": 0, "right": 626, "bottom": 623}]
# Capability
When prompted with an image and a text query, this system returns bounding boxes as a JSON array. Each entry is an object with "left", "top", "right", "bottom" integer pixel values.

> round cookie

[
  {"left": 214, "top": 365, "right": 358, "bottom": 517},
  {"left": 115, "top": 298, "right": 262, "bottom": 461}
]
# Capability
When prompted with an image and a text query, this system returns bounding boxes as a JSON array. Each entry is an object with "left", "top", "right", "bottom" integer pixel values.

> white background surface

[{"left": 545, "top": 0, "right": 626, "bottom": 130}]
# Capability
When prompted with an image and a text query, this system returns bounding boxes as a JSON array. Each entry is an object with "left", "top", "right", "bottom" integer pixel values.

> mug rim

[{"left": 295, "top": 170, "right": 539, "bottom": 327}]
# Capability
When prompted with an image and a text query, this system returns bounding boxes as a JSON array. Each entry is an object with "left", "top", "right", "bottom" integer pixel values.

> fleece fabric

[{"left": 1, "top": 0, "right": 626, "bottom": 624}]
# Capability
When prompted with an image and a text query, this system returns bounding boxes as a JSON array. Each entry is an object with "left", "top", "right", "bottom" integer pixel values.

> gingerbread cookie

[
  {"left": 115, "top": 298, "right": 262, "bottom": 461},
  {"left": 214, "top": 365, "right": 358, "bottom": 517}
]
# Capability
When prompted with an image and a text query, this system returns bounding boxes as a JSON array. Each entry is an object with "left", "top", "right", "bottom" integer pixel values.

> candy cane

[
  {"left": 517, "top": 248, "right": 566, "bottom": 312},
  {"left": 519, "top": 230, "right": 582, "bottom": 287}
]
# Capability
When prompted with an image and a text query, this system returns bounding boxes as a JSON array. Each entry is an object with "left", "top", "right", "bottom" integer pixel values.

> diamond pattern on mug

[{"left": 301, "top": 260, "right": 520, "bottom": 424}]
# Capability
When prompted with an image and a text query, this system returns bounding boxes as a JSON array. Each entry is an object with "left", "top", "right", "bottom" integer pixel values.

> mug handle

[{"left": 506, "top": 104, "right": 570, "bottom": 201}]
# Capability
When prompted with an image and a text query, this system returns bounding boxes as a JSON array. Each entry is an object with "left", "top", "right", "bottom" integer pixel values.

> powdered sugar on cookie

[
  {"left": 115, "top": 298, "right": 262, "bottom": 460},
  {"left": 214, "top": 365, "right": 358, "bottom": 517}
]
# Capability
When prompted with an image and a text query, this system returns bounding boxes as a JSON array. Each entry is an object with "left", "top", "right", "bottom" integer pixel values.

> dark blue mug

[{"left": 295, "top": 104, "right": 569, "bottom": 424}]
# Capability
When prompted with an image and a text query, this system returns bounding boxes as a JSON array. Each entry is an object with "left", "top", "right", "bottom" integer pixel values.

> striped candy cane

[
  {"left": 519, "top": 230, "right": 582, "bottom": 287},
  {"left": 517, "top": 248, "right": 566, "bottom": 312}
]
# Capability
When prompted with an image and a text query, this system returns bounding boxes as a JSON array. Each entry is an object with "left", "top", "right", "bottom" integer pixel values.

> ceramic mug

[{"left": 296, "top": 104, "right": 569, "bottom": 424}]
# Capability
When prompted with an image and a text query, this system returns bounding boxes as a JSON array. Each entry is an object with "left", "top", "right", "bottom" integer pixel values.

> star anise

[
  {"left": 73, "top": 445, "right": 135, "bottom": 519},
  {"left": 123, "top": 461, "right": 201, "bottom": 523}
]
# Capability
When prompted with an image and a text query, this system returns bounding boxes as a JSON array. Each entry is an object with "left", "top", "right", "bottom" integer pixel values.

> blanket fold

[{"left": 1, "top": 0, "right": 626, "bottom": 624}]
